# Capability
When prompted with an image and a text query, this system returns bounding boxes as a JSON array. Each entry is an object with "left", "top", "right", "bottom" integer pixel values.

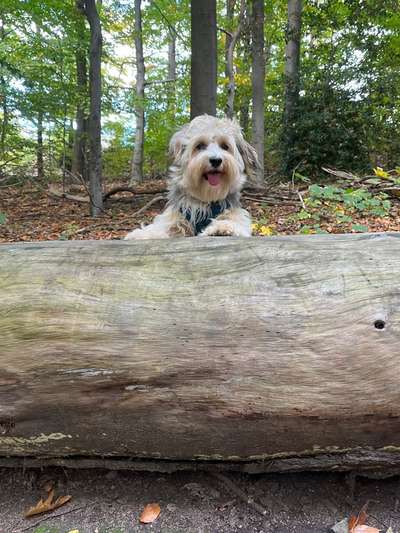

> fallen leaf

[
  {"left": 24, "top": 488, "right": 72, "bottom": 518},
  {"left": 139, "top": 503, "right": 161, "bottom": 524}
]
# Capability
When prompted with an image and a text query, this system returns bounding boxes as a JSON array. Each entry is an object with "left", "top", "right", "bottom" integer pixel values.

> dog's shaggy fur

[{"left": 125, "top": 115, "right": 258, "bottom": 239}]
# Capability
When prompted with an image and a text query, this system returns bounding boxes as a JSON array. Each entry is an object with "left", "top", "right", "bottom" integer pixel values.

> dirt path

[{"left": 2, "top": 468, "right": 399, "bottom": 533}]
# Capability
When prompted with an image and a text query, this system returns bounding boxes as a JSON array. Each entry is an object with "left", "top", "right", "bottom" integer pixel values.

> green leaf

[
  {"left": 0, "top": 212, "right": 7, "bottom": 224},
  {"left": 351, "top": 224, "right": 369, "bottom": 233}
]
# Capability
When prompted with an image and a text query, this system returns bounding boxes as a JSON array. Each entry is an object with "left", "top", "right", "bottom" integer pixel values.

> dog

[{"left": 125, "top": 114, "right": 259, "bottom": 239}]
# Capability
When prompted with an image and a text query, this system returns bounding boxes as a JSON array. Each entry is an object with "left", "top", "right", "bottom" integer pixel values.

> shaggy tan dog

[{"left": 125, "top": 114, "right": 259, "bottom": 239}]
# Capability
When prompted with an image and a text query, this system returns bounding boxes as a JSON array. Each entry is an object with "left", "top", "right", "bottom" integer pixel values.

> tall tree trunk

[
  {"left": 130, "top": 0, "right": 145, "bottom": 185},
  {"left": 282, "top": 0, "right": 303, "bottom": 177},
  {"left": 84, "top": 0, "right": 103, "bottom": 216},
  {"left": 34, "top": 24, "right": 45, "bottom": 181},
  {"left": 167, "top": 27, "right": 176, "bottom": 118},
  {"left": 0, "top": 15, "right": 8, "bottom": 157},
  {"left": 36, "top": 110, "right": 44, "bottom": 181},
  {"left": 237, "top": 7, "right": 251, "bottom": 137},
  {"left": 225, "top": 0, "right": 235, "bottom": 79},
  {"left": 251, "top": 0, "right": 265, "bottom": 185},
  {"left": 72, "top": 0, "right": 88, "bottom": 183},
  {"left": 190, "top": 0, "right": 217, "bottom": 118},
  {"left": 225, "top": 0, "right": 245, "bottom": 119}
]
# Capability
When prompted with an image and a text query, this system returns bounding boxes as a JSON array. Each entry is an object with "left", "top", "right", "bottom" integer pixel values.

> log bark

[{"left": 1, "top": 234, "right": 400, "bottom": 473}]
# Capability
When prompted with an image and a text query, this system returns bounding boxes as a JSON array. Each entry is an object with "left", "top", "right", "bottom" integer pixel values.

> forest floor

[
  {"left": 1, "top": 177, "right": 400, "bottom": 242},
  {"left": 1, "top": 179, "right": 400, "bottom": 533},
  {"left": 2, "top": 467, "right": 400, "bottom": 533}
]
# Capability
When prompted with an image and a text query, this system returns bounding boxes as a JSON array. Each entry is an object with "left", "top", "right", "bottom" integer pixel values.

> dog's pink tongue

[{"left": 207, "top": 172, "right": 221, "bottom": 186}]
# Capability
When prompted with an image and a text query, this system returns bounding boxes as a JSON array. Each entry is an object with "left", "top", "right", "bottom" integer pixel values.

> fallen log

[{"left": 1, "top": 234, "right": 400, "bottom": 473}]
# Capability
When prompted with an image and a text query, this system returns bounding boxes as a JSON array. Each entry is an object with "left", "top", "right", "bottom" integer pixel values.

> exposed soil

[{"left": 2, "top": 468, "right": 400, "bottom": 533}]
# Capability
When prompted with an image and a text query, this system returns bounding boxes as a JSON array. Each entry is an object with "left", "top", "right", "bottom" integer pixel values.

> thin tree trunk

[
  {"left": 0, "top": 15, "right": 8, "bottom": 156},
  {"left": 190, "top": 0, "right": 217, "bottom": 118},
  {"left": 225, "top": 0, "right": 235, "bottom": 79},
  {"left": 282, "top": 0, "right": 303, "bottom": 176},
  {"left": 72, "top": 0, "right": 88, "bottom": 183},
  {"left": 237, "top": 7, "right": 251, "bottom": 136},
  {"left": 167, "top": 27, "right": 176, "bottom": 118},
  {"left": 130, "top": 0, "right": 145, "bottom": 185},
  {"left": 37, "top": 110, "right": 44, "bottom": 181},
  {"left": 34, "top": 24, "right": 45, "bottom": 181},
  {"left": 251, "top": 0, "right": 265, "bottom": 185},
  {"left": 225, "top": 0, "right": 245, "bottom": 119},
  {"left": 240, "top": 103, "right": 249, "bottom": 134},
  {"left": 84, "top": 0, "right": 103, "bottom": 216}
]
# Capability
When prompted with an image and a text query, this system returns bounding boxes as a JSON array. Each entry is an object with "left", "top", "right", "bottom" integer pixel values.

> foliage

[
  {"left": 291, "top": 183, "right": 392, "bottom": 234},
  {"left": 284, "top": 86, "right": 370, "bottom": 175},
  {"left": 0, "top": 0, "right": 399, "bottom": 181}
]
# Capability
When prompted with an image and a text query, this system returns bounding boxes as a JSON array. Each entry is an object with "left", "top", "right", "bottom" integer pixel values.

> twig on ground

[
  {"left": 47, "top": 184, "right": 89, "bottom": 203},
  {"left": 130, "top": 194, "right": 166, "bottom": 217},
  {"left": 75, "top": 195, "right": 166, "bottom": 235},
  {"left": 16, "top": 504, "right": 89, "bottom": 532},
  {"left": 297, "top": 190, "right": 307, "bottom": 210},
  {"left": 212, "top": 473, "right": 267, "bottom": 516}
]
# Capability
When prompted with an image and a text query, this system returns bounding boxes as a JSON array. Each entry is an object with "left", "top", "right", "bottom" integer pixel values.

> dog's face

[{"left": 169, "top": 115, "right": 259, "bottom": 203}]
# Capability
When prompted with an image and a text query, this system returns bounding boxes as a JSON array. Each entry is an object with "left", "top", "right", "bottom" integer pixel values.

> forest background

[{"left": 1, "top": 0, "right": 400, "bottom": 239}]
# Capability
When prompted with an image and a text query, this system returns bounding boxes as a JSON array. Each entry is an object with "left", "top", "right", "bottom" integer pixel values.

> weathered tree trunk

[
  {"left": 71, "top": 0, "right": 88, "bottom": 183},
  {"left": 251, "top": 0, "right": 265, "bottom": 185},
  {"left": 282, "top": 0, "right": 303, "bottom": 176},
  {"left": 84, "top": 0, "right": 103, "bottom": 216},
  {"left": 130, "top": 0, "right": 145, "bottom": 185},
  {"left": 190, "top": 0, "right": 217, "bottom": 118},
  {"left": 1, "top": 234, "right": 400, "bottom": 473},
  {"left": 225, "top": 0, "right": 245, "bottom": 119}
]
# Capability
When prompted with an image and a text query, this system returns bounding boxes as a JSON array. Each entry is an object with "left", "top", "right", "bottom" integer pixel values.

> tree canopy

[{"left": 0, "top": 0, "right": 399, "bottom": 186}]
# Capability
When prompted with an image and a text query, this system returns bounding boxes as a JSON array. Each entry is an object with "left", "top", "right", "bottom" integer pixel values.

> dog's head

[{"left": 169, "top": 115, "right": 259, "bottom": 203}]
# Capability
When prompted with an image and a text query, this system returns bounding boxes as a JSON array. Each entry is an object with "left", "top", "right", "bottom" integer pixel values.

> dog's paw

[
  {"left": 200, "top": 221, "right": 235, "bottom": 237},
  {"left": 124, "top": 228, "right": 150, "bottom": 240}
]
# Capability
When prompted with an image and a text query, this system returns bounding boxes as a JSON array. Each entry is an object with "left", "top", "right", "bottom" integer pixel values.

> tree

[
  {"left": 130, "top": 0, "right": 145, "bottom": 184},
  {"left": 225, "top": 0, "right": 245, "bottom": 119},
  {"left": 71, "top": 0, "right": 88, "bottom": 183},
  {"left": 190, "top": 0, "right": 217, "bottom": 118},
  {"left": 251, "top": 0, "right": 265, "bottom": 184},
  {"left": 84, "top": 0, "right": 103, "bottom": 216},
  {"left": 282, "top": 0, "right": 303, "bottom": 176}
]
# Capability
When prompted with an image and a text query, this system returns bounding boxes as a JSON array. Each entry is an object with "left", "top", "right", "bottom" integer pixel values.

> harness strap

[{"left": 180, "top": 201, "right": 231, "bottom": 236}]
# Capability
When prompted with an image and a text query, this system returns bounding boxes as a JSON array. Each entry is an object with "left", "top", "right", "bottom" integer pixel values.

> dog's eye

[
  {"left": 195, "top": 142, "right": 206, "bottom": 151},
  {"left": 220, "top": 143, "right": 230, "bottom": 151}
]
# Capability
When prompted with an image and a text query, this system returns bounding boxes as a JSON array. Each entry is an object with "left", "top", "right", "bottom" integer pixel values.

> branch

[{"left": 152, "top": 1, "right": 187, "bottom": 44}]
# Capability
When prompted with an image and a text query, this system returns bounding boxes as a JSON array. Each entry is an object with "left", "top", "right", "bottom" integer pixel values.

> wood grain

[{"left": 1, "top": 234, "right": 400, "bottom": 470}]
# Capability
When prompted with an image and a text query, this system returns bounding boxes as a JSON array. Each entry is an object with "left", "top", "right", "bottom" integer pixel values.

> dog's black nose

[{"left": 209, "top": 157, "right": 222, "bottom": 168}]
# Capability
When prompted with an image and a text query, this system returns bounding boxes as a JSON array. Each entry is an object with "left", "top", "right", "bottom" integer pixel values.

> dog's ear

[
  {"left": 169, "top": 129, "right": 187, "bottom": 163},
  {"left": 236, "top": 137, "right": 261, "bottom": 178}
]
